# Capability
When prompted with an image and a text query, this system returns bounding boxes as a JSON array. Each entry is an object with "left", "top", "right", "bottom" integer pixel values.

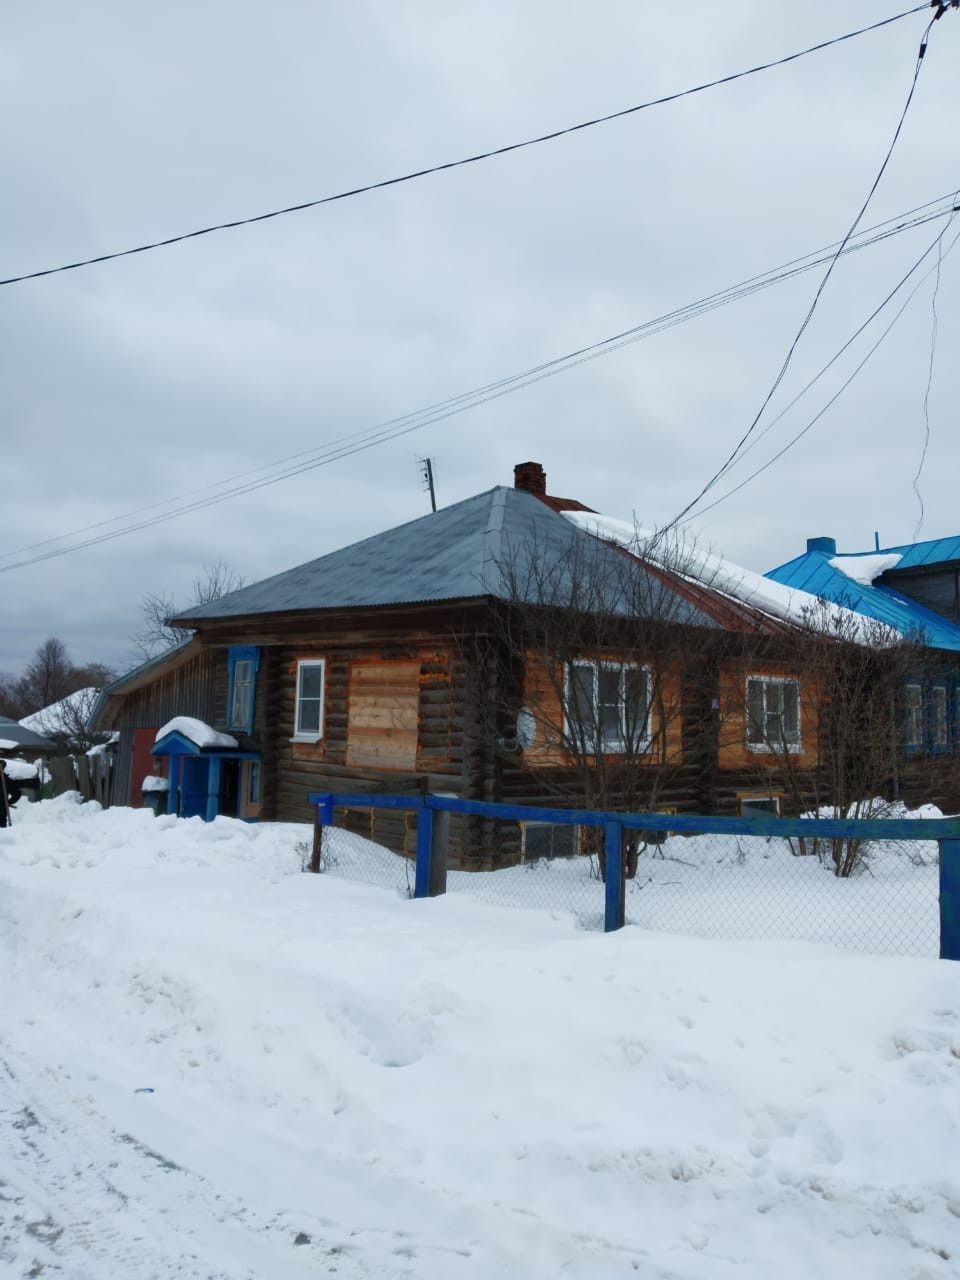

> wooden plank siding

[
  {"left": 269, "top": 641, "right": 469, "bottom": 826},
  {"left": 346, "top": 660, "right": 419, "bottom": 771},
  {"left": 101, "top": 647, "right": 223, "bottom": 806},
  {"left": 715, "top": 662, "right": 821, "bottom": 772},
  {"left": 97, "top": 602, "right": 834, "bottom": 865}
]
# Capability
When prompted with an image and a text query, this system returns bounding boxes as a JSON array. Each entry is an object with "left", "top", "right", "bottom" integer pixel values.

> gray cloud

[{"left": 2, "top": 1, "right": 958, "bottom": 673}]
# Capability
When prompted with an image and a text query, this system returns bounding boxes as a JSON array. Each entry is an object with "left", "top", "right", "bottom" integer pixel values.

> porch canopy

[{"left": 152, "top": 717, "right": 256, "bottom": 820}]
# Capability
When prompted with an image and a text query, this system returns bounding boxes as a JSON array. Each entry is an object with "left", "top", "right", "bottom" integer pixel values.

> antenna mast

[{"left": 419, "top": 458, "right": 438, "bottom": 513}]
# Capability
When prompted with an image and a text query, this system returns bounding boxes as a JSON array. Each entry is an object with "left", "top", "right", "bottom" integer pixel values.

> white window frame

[
  {"left": 745, "top": 675, "right": 801, "bottom": 754},
  {"left": 738, "top": 793, "right": 782, "bottom": 817},
  {"left": 292, "top": 659, "right": 326, "bottom": 742},
  {"left": 564, "top": 660, "right": 651, "bottom": 754}
]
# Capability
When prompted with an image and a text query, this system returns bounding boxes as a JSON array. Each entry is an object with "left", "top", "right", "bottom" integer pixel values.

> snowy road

[{"left": 0, "top": 1038, "right": 362, "bottom": 1280}]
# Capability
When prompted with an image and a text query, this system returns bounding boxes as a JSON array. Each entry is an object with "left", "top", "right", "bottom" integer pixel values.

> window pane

[
  {"left": 231, "top": 683, "right": 251, "bottom": 728},
  {"left": 933, "top": 686, "right": 947, "bottom": 746},
  {"left": 782, "top": 683, "right": 800, "bottom": 742},
  {"left": 568, "top": 665, "right": 595, "bottom": 735},
  {"left": 300, "top": 665, "right": 324, "bottom": 699},
  {"left": 247, "top": 759, "right": 261, "bottom": 804},
  {"left": 746, "top": 679, "right": 765, "bottom": 742},
  {"left": 906, "top": 684, "right": 923, "bottom": 746},
  {"left": 297, "top": 699, "right": 321, "bottom": 735},
  {"left": 623, "top": 667, "right": 649, "bottom": 746},
  {"left": 296, "top": 662, "right": 324, "bottom": 737}
]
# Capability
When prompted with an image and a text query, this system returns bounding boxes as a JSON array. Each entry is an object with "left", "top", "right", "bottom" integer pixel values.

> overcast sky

[{"left": 2, "top": 1, "right": 958, "bottom": 676}]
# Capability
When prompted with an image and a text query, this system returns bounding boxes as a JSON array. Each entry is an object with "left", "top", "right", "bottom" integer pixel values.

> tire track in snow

[{"left": 0, "top": 1046, "right": 415, "bottom": 1279}]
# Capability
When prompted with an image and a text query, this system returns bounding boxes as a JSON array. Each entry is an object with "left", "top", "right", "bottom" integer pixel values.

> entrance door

[
  {"left": 219, "top": 758, "right": 240, "bottom": 819},
  {"left": 180, "top": 757, "right": 210, "bottom": 818}
]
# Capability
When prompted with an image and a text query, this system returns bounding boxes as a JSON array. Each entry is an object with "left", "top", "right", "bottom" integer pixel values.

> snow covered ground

[{"left": 1, "top": 796, "right": 959, "bottom": 1278}]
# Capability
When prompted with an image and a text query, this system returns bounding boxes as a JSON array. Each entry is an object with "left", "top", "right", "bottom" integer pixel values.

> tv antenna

[{"left": 419, "top": 457, "right": 438, "bottom": 513}]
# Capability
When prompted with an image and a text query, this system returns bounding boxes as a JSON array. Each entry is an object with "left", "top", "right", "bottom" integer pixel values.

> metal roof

[
  {"left": 0, "top": 716, "right": 58, "bottom": 753},
  {"left": 877, "top": 534, "right": 960, "bottom": 568},
  {"left": 765, "top": 549, "right": 960, "bottom": 652},
  {"left": 175, "top": 487, "right": 722, "bottom": 629}
]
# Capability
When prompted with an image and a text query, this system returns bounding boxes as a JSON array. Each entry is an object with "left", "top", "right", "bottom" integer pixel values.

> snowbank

[{"left": 1, "top": 798, "right": 957, "bottom": 1278}]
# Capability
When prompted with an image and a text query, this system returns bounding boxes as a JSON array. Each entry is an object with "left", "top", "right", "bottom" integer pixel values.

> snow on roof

[
  {"left": 828, "top": 553, "right": 902, "bottom": 586},
  {"left": 563, "top": 511, "right": 899, "bottom": 643},
  {"left": 154, "top": 717, "right": 239, "bottom": 751},
  {"left": 20, "top": 687, "right": 99, "bottom": 736},
  {"left": 0, "top": 738, "right": 20, "bottom": 751}
]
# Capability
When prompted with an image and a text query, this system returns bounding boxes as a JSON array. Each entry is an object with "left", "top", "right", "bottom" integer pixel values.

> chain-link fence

[
  {"left": 445, "top": 826, "right": 939, "bottom": 955},
  {"left": 620, "top": 830, "right": 939, "bottom": 956},
  {"left": 307, "top": 792, "right": 956, "bottom": 958},
  {"left": 447, "top": 850, "right": 608, "bottom": 930},
  {"left": 312, "top": 820, "right": 417, "bottom": 897}
]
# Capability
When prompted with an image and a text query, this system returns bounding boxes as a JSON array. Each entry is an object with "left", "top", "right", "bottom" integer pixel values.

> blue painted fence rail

[{"left": 309, "top": 792, "right": 960, "bottom": 958}]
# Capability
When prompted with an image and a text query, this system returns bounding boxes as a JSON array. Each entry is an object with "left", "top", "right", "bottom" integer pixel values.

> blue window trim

[
  {"left": 227, "top": 646, "right": 260, "bottom": 734},
  {"left": 903, "top": 671, "right": 960, "bottom": 756}
]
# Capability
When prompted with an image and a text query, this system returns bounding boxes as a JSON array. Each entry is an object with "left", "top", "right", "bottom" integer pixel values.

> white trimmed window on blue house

[
  {"left": 227, "top": 646, "right": 259, "bottom": 734},
  {"left": 565, "top": 661, "right": 651, "bottom": 753},
  {"left": 294, "top": 659, "right": 326, "bottom": 741},
  {"left": 746, "top": 676, "right": 800, "bottom": 752}
]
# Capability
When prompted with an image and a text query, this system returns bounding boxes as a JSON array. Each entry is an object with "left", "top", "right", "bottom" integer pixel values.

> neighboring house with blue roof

[
  {"left": 93, "top": 463, "right": 847, "bottom": 863},
  {"left": 766, "top": 534, "right": 960, "bottom": 804}
]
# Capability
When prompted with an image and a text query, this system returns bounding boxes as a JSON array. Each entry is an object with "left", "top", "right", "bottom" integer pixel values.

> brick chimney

[{"left": 514, "top": 461, "right": 547, "bottom": 496}]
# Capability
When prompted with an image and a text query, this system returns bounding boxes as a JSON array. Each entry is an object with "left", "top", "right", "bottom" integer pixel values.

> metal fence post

[
  {"left": 414, "top": 803, "right": 434, "bottom": 899},
  {"left": 939, "top": 839, "right": 960, "bottom": 960},
  {"left": 428, "top": 807, "right": 449, "bottom": 897},
  {"left": 604, "top": 820, "right": 625, "bottom": 932}
]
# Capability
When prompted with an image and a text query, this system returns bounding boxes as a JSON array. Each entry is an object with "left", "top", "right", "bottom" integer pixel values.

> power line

[
  {"left": 665, "top": 2, "right": 950, "bottom": 531},
  {"left": 1, "top": 193, "right": 955, "bottom": 574},
  {"left": 0, "top": 4, "right": 930, "bottom": 289},
  {"left": 911, "top": 226, "right": 945, "bottom": 539},
  {"left": 687, "top": 210, "right": 960, "bottom": 523}
]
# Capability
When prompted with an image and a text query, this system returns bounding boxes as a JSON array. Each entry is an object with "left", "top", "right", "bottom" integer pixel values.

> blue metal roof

[
  {"left": 879, "top": 534, "right": 960, "bottom": 568},
  {"left": 176, "top": 487, "right": 721, "bottom": 629},
  {"left": 765, "top": 544, "right": 960, "bottom": 652}
]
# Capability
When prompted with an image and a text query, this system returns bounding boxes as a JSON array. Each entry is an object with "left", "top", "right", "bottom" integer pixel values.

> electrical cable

[
  {"left": 0, "top": 4, "right": 930, "bottom": 289},
  {"left": 665, "top": 3, "right": 948, "bottom": 531},
  {"left": 1, "top": 194, "right": 956, "bottom": 573},
  {"left": 911, "top": 230, "right": 944, "bottom": 539},
  {"left": 687, "top": 213, "right": 960, "bottom": 523}
]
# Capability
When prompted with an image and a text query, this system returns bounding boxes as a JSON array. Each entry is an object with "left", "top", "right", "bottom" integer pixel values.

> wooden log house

[{"left": 91, "top": 462, "right": 836, "bottom": 866}]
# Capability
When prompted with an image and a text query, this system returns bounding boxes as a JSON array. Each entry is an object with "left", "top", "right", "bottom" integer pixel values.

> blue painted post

[
  {"left": 166, "top": 751, "right": 180, "bottom": 815},
  {"left": 604, "top": 820, "right": 624, "bottom": 932},
  {"left": 939, "top": 840, "right": 960, "bottom": 960},
  {"left": 205, "top": 757, "right": 221, "bottom": 822},
  {"left": 310, "top": 794, "right": 333, "bottom": 873},
  {"left": 414, "top": 804, "right": 434, "bottom": 899}
]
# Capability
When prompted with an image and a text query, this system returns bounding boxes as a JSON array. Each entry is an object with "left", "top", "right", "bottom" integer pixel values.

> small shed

[{"left": 0, "top": 715, "right": 57, "bottom": 758}]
